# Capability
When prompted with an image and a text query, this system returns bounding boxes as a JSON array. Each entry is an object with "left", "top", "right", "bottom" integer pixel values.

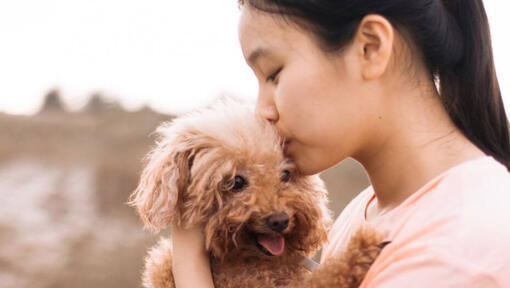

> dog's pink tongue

[{"left": 257, "top": 235, "right": 285, "bottom": 256}]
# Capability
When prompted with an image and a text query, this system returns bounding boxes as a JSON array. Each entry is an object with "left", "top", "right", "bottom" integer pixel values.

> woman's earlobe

[{"left": 356, "top": 14, "right": 394, "bottom": 81}]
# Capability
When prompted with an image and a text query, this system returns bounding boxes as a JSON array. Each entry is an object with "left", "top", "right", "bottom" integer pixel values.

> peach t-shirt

[{"left": 321, "top": 156, "right": 510, "bottom": 287}]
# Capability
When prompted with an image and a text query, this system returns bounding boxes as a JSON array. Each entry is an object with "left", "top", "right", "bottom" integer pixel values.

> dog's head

[{"left": 129, "top": 100, "right": 331, "bottom": 260}]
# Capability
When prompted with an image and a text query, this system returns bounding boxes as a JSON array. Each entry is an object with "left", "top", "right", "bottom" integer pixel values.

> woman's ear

[
  {"left": 128, "top": 133, "right": 194, "bottom": 232},
  {"left": 353, "top": 14, "right": 394, "bottom": 81}
]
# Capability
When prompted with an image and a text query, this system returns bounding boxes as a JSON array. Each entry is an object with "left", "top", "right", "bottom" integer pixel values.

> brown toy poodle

[{"left": 129, "top": 100, "right": 386, "bottom": 288}]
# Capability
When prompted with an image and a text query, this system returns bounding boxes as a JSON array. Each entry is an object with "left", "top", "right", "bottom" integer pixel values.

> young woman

[{"left": 171, "top": 0, "right": 510, "bottom": 287}]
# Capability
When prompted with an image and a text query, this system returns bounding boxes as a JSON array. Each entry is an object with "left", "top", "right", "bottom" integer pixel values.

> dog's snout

[{"left": 266, "top": 212, "right": 289, "bottom": 232}]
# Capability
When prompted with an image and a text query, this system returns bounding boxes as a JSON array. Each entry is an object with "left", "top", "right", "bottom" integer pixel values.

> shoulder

[
  {"left": 448, "top": 157, "right": 510, "bottom": 265},
  {"left": 399, "top": 156, "right": 510, "bottom": 227},
  {"left": 443, "top": 156, "right": 510, "bottom": 193},
  {"left": 362, "top": 157, "right": 510, "bottom": 287},
  {"left": 395, "top": 156, "right": 510, "bottom": 255},
  {"left": 432, "top": 156, "right": 510, "bottom": 225}
]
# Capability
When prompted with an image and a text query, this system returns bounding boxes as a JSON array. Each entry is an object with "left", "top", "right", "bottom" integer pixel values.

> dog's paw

[{"left": 142, "top": 237, "right": 175, "bottom": 288}]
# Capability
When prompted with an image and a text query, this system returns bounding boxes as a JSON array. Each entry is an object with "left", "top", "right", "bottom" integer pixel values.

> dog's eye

[
  {"left": 281, "top": 170, "right": 291, "bottom": 182},
  {"left": 232, "top": 175, "right": 248, "bottom": 192}
]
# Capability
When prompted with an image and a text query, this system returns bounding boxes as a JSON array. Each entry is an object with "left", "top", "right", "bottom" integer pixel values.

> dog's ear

[{"left": 128, "top": 132, "right": 196, "bottom": 232}]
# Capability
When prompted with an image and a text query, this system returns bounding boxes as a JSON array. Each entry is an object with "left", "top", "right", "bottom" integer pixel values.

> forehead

[{"left": 238, "top": 6, "right": 301, "bottom": 61}]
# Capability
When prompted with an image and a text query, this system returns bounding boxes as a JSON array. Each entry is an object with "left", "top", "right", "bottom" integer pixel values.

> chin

[
  {"left": 291, "top": 153, "right": 327, "bottom": 175},
  {"left": 290, "top": 147, "right": 342, "bottom": 176}
]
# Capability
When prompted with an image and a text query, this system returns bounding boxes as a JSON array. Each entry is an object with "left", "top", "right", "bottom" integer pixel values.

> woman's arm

[{"left": 171, "top": 225, "right": 215, "bottom": 288}]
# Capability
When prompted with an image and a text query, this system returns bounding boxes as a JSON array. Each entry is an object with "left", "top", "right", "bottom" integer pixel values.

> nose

[
  {"left": 266, "top": 212, "right": 289, "bottom": 232},
  {"left": 255, "top": 90, "right": 279, "bottom": 123}
]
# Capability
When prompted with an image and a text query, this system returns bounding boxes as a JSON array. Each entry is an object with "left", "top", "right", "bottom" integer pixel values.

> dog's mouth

[{"left": 254, "top": 233, "right": 285, "bottom": 256}]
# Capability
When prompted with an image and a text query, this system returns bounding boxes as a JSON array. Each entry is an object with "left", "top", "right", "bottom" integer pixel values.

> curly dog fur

[{"left": 129, "top": 100, "right": 386, "bottom": 288}]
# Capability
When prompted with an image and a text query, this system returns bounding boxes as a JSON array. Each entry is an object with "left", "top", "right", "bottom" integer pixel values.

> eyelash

[{"left": 265, "top": 67, "right": 282, "bottom": 83}]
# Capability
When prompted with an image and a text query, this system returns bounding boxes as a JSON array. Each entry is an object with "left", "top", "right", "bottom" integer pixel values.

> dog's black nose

[{"left": 266, "top": 212, "right": 289, "bottom": 232}]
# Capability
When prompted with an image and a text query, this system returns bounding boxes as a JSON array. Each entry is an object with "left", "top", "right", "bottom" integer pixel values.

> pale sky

[{"left": 0, "top": 1, "right": 509, "bottom": 115}]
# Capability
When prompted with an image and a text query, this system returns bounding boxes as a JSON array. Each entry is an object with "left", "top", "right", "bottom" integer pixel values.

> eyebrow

[{"left": 248, "top": 47, "right": 269, "bottom": 65}]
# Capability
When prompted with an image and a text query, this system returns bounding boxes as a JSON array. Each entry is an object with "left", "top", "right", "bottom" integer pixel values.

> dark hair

[{"left": 240, "top": 0, "right": 510, "bottom": 171}]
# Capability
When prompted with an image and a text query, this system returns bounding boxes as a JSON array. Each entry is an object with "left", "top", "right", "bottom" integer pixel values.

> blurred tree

[
  {"left": 83, "top": 93, "right": 122, "bottom": 114},
  {"left": 39, "top": 89, "right": 66, "bottom": 113}
]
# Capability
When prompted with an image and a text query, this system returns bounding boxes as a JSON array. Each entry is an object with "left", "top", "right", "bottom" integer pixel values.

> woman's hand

[{"left": 171, "top": 225, "right": 215, "bottom": 288}]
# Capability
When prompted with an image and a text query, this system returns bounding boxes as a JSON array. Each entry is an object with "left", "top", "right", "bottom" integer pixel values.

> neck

[{"left": 354, "top": 80, "right": 485, "bottom": 214}]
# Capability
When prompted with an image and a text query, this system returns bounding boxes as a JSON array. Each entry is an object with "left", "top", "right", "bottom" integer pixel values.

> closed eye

[{"left": 265, "top": 67, "right": 282, "bottom": 83}]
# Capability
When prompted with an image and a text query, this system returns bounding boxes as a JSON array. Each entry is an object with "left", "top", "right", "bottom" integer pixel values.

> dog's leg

[
  {"left": 142, "top": 237, "right": 176, "bottom": 288},
  {"left": 296, "top": 226, "right": 387, "bottom": 288}
]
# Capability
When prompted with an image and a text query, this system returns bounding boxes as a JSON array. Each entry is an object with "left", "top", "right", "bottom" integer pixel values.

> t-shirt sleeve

[{"left": 362, "top": 244, "right": 501, "bottom": 288}]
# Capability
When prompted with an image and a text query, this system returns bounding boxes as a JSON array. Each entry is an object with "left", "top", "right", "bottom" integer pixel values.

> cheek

[
  {"left": 276, "top": 66, "right": 364, "bottom": 173},
  {"left": 278, "top": 71, "right": 336, "bottom": 136},
  {"left": 277, "top": 69, "right": 332, "bottom": 132}
]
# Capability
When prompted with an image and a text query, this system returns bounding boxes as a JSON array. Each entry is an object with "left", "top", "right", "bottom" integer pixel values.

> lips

[{"left": 283, "top": 140, "right": 291, "bottom": 154}]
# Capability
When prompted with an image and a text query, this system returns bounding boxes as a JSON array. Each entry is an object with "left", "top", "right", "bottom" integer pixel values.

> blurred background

[{"left": 0, "top": 1, "right": 508, "bottom": 287}]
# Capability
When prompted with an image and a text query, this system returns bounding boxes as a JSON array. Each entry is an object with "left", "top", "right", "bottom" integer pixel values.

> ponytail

[{"left": 439, "top": 0, "right": 510, "bottom": 171}]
